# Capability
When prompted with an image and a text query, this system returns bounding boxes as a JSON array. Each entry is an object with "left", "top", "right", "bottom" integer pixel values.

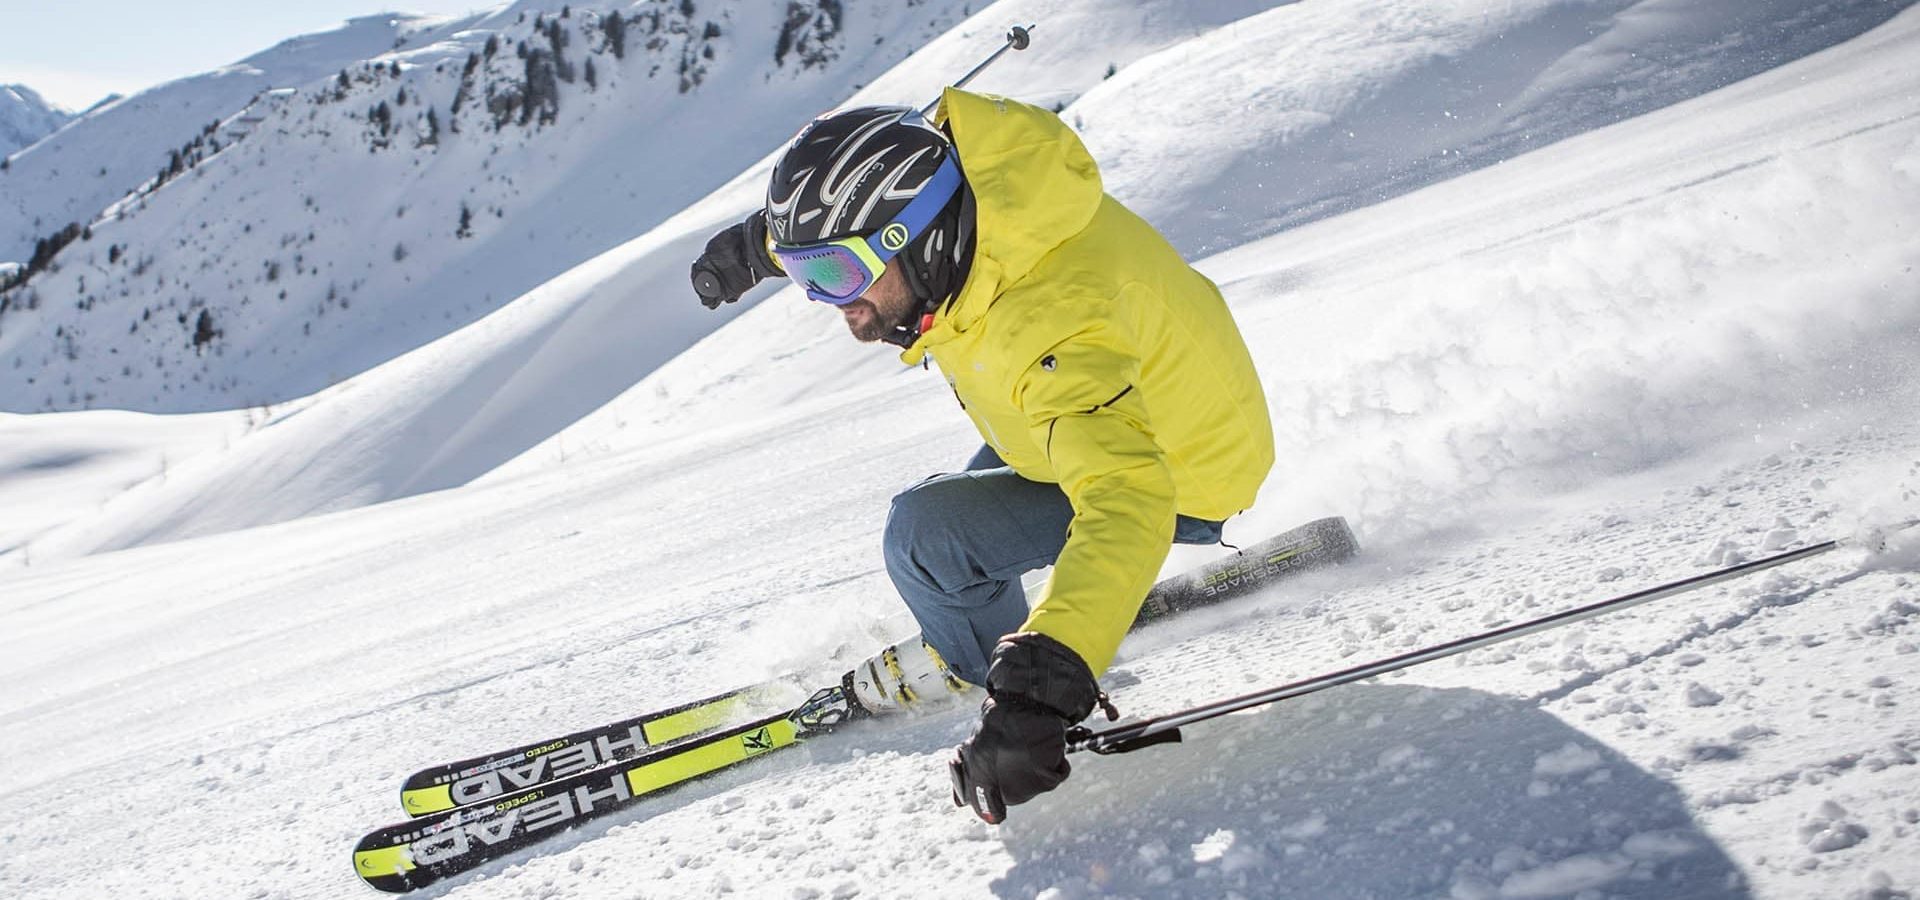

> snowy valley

[{"left": 3, "top": 1, "right": 1920, "bottom": 898}]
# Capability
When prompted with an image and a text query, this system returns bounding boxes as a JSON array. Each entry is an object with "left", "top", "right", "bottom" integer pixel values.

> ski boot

[{"left": 845, "top": 634, "right": 977, "bottom": 716}]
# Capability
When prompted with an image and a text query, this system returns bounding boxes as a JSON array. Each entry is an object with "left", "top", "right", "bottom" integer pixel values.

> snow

[
  {"left": 0, "top": 408, "right": 246, "bottom": 555},
  {"left": 1, "top": 13, "right": 480, "bottom": 261},
  {"left": 0, "top": 83, "right": 72, "bottom": 157},
  {"left": 3, "top": 1, "right": 1920, "bottom": 899},
  {"left": 1685, "top": 682, "right": 1727, "bottom": 708},
  {"left": 0, "top": 0, "right": 1285, "bottom": 418},
  {"left": 1801, "top": 801, "right": 1872, "bottom": 854},
  {"left": 1532, "top": 742, "right": 1604, "bottom": 777}
]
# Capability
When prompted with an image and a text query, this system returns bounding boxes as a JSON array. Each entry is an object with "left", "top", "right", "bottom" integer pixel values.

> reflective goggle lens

[{"left": 773, "top": 242, "right": 880, "bottom": 305}]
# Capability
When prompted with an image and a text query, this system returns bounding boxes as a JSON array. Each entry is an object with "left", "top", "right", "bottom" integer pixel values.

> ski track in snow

[{"left": 3, "top": 3, "right": 1920, "bottom": 900}]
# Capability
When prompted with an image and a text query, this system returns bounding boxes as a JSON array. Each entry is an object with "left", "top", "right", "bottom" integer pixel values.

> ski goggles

[{"left": 771, "top": 155, "right": 964, "bottom": 305}]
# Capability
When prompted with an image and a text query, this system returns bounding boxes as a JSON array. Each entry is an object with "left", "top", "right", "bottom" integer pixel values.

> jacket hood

[{"left": 902, "top": 89, "right": 1104, "bottom": 363}]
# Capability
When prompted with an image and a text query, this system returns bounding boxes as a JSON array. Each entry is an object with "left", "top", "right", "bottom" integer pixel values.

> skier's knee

[{"left": 884, "top": 475, "right": 964, "bottom": 578}]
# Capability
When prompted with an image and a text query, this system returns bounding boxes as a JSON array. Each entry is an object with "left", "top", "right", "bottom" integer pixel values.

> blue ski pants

[{"left": 883, "top": 445, "right": 1224, "bottom": 686}]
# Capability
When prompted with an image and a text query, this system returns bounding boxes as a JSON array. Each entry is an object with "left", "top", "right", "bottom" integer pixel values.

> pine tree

[
  {"left": 605, "top": 12, "right": 628, "bottom": 59},
  {"left": 191, "top": 309, "right": 220, "bottom": 351},
  {"left": 549, "top": 19, "right": 575, "bottom": 82},
  {"left": 521, "top": 49, "right": 561, "bottom": 126}
]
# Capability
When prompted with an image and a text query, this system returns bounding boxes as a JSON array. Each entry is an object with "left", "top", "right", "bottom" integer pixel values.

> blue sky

[{"left": 0, "top": 1, "right": 500, "bottom": 110}]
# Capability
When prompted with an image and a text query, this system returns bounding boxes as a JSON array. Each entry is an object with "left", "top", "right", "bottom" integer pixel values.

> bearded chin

[
  {"left": 843, "top": 299, "right": 881, "bottom": 343},
  {"left": 844, "top": 297, "right": 910, "bottom": 343}
]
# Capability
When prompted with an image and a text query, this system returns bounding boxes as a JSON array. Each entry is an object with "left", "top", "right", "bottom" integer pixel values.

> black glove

[
  {"left": 949, "top": 632, "right": 1100, "bottom": 824},
  {"left": 690, "top": 213, "right": 780, "bottom": 309}
]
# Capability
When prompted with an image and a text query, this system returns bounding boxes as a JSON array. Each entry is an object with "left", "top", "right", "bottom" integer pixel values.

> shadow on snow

[{"left": 994, "top": 684, "right": 1746, "bottom": 899}]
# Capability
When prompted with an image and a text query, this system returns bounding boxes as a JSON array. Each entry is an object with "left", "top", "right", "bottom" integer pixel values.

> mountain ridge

[{"left": 0, "top": 83, "right": 72, "bottom": 157}]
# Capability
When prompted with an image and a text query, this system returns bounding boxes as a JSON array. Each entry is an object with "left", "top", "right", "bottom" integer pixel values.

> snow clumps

[{"left": 1800, "top": 800, "right": 1870, "bottom": 853}]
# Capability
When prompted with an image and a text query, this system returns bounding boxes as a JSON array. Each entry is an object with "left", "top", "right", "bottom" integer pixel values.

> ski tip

[
  {"left": 353, "top": 840, "right": 430, "bottom": 893},
  {"left": 400, "top": 782, "right": 455, "bottom": 817}
]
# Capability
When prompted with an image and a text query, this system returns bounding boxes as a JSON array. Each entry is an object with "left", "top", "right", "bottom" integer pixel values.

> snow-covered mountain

[
  {"left": 4, "top": 0, "right": 1907, "bottom": 421},
  {"left": 6, "top": 0, "right": 1910, "bottom": 561},
  {"left": 0, "top": 13, "right": 482, "bottom": 263},
  {"left": 0, "top": 84, "right": 72, "bottom": 157},
  {"left": 0, "top": 0, "right": 989, "bottom": 414},
  {"left": 2, "top": 1, "right": 1919, "bottom": 898}
]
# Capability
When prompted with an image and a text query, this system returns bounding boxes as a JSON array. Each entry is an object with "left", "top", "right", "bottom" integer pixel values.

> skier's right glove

[
  {"left": 949, "top": 632, "right": 1101, "bottom": 824},
  {"left": 690, "top": 213, "right": 781, "bottom": 309}
]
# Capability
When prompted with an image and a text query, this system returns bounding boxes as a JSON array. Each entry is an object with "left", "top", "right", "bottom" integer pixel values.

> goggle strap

[{"left": 863, "top": 155, "right": 964, "bottom": 261}]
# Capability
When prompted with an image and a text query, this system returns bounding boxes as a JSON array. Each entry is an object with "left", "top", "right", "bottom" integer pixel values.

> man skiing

[{"left": 690, "top": 88, "right": 1274, "bottom": 823}]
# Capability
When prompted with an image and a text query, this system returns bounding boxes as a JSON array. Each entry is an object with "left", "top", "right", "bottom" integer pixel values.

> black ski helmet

[{"left": 766, "top": 106, "right": 974, "bottom": 314}]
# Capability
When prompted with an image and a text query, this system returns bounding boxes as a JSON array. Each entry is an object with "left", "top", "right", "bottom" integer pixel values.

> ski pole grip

[
  {"left": 1068, "top": 724, "right": 1183, "bottom": 755},
  {"left": 1090, "top": 727, "right": 1182, "bottom": 756}
]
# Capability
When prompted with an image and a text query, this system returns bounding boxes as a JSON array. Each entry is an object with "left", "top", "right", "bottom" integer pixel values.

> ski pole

[
  {"left": 1068, "top": 538, "right": 1844, "bottom": 755},
  {"left": 919, "top": 24, "right": 1035, "bottom": 119}
]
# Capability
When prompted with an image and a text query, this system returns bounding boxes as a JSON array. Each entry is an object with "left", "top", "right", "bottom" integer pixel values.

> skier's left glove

[
  {"left": 949, "top": 632, "right": 1100, "bottom": 824},
  {"left": 690, "top": 212, "right": 780, "bottom": 309}
]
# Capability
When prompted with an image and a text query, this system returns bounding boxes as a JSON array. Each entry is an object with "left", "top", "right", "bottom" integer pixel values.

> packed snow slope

[
  {"left": 7, "top": 0, "right": 1912, "bottom": 565},
  {"left": 3, "top": 4, "right": 1920, "bottom": 900},
  {"left": 0, "top": 408, "right": 249, "bottom": 558}
]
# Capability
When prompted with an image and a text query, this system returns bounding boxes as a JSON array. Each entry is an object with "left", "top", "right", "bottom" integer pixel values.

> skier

[{"left": 690, "top": 88, "right": 1274, "bottom": 823}]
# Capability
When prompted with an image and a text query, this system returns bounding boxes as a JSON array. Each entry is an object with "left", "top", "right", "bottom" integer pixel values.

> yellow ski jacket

[{"left": 904, "top": 89, "right": 1275, "bottom": 676}]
